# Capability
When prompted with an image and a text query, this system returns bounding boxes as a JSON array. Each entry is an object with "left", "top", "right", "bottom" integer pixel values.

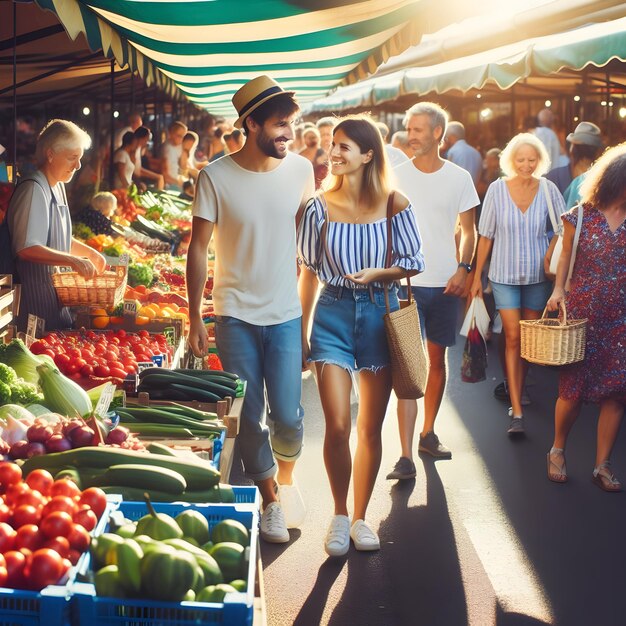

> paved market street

[{"left": 233, "top": 337, "right": 626, "bottom": 626}]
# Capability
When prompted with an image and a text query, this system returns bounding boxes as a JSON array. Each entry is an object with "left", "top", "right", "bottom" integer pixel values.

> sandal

[
  {"left": 547, "top": 449, "right": 567, "bottom": 483},
  {"left": 592, "top": 462, "right": 622, "bottom": 493}
]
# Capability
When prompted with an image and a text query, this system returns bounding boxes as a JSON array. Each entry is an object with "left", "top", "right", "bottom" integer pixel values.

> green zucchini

[
  {"left": 90, "top": 464, "right": 187, "bottom": 494},
  {"left": 146, "top": 442, "right": 179, "bottom": 457},
  {"left": 99, "top": 485, "right": 235, "bottom": 503}
]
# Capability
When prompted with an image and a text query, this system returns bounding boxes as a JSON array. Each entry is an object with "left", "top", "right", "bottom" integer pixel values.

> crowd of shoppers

[{"left": 3, "top": 74, "right": 623, "bottom": 557}]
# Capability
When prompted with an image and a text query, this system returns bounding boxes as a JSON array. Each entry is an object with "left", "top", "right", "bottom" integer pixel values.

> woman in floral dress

[{"left": 546, "top": 143, "right": 626, "bottom": 491}]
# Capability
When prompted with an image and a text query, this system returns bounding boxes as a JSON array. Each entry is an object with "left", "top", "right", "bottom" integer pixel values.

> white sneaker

[
  {"left": 324, "top": 515, "right": 351, "bottom": 557},
  {"left": 350, "top": 519, "right": 380, "bottom": 551},
  {"left": 277, "top": 480, "right": 306, "bottom": 529},
  {"left": 260, "top": 502, "right": 289, "bottom": 543}
]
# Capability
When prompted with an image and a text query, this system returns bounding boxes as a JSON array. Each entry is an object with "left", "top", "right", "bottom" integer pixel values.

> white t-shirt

[
  {"left": 394, "top": 159, "right": 479, "bottom": 287},
  {"left": 112, "top": 149, "right": 134, "bottom": 189},
  {"left": 161, "top": 142, "right": 182, "bottom": 187},
  {"left": 193, "top": 153, "right": 315, "bottom": 325},
  {"left": 385, "top": 144, "right": 410, "bottom": 169}
]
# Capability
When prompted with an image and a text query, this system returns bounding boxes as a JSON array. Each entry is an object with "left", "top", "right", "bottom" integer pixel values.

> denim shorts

[
  {"left": 491, "top": 281, "right": 551, "bottom": 311},
  {"left": 309, "top": 285, "right": 399, "bottom": 372},
  {"left": 398, "top": 286, "right": 458, "bottom": 347}
]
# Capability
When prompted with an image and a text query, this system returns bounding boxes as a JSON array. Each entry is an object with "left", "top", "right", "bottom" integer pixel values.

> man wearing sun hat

[
  {"left": 186, "top": 76, "right": 315, "bottom": 544},
  {"left": 546, "top": 121, "right": 603, "bottom": 198}
]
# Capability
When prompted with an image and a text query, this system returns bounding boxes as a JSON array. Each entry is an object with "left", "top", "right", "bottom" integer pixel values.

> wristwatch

[{"left": 458, "top": 262, "right": 472, "bottom": 273}]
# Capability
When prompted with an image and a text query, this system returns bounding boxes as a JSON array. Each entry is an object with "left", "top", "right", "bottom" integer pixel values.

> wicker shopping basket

[
  {"left": 52, "top": 265, "right": 127, "bottom": 308},
  {"left": 520, "top": 302, "right": 587, "bottom": 366}
]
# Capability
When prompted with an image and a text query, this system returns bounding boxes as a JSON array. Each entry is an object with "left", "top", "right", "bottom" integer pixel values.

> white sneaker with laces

[
  {"left": 324, "top": 515, "right": 351, "bottom": 557},
  {"left": 260, "top": 502, "right": 289, "bottom": 543},
  {"left": 350, "top": 519, "right": 380, "bottom": 551},
  {"left": 277, "top": 480, "right": 306, "bottom": 529}
]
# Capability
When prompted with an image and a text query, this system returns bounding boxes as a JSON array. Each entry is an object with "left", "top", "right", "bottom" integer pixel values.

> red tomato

[
  {"left": 0, "top": 522, "right": 16, "bottom": 552},
  {"left": 67, "top": 347, "right": 81, "bottom": 358},
  {"left": 66, "top": 524, "right": 90, "bottom": 553},
  {"left": 4, "top": 550, "right": 27, "bottom": 587},
  {"left": 0, "top": 462, "right": 22, "bottom": 491},
  {"left": 42, "top": 349, "right": 56, "bottom": 359},
  {"left": 42, "top": 496, "right": 76, "bottom": 518},
  {"left": 67, "top": 549, "right": 82, "bottom": 566},
  {"left": 25, "top": 469, "right": 54, "bottom": 497},
  {"left": 54, "top": 353, "right": 71, "bottom": 368},
  {"left": 49, "top": 479, "right": 81, "bottom": 500},
  {"left": 64, "top": 363, "right": 79, "bottom": 376},
  {"left": 27, "top": 548, "right": 64, "bottom": 590},
  {"left": 12, "top": 505, "right": 41, "bottom": 528},
  {"left": 78, "top": 488, "right": 107, "bottom": 519},
  {"left": 104, "top": 350, "right": 119, "bottom": 362},
  {"left": 108, "top": 337, "right": 120, "bottom": 345},
  {"left": 14, "top": 524, "right": 42, "bottom": 551},
  {"left": 115, "top": 329, "right": 127, "bottom": 338},
  {"left": 4, "top": 482, "right": 30, "bottom": 505},
  {"left": 138, "top": 330, "right": 149, "bottom": 338},
  {"left": 80, "top": 347, "right": 94, "bottom": 359},
  {"left": 0, "top": 502, "right": 11, "bottom": 523},
  {"left": 73, "top": 358, "right": 87, "bottom": 370},
  {"left": 29, "top": 340, "right": 47, "bottom": 355},
  {"left": 94, "top": 365, "right": 110, "bottom": 378},
  {"left": 0, "top": 566, "right": 7, "bottom": 587},
  {"left": 109, "top": 368, "right": 127, "bottom": 380},
  {"left": 43, "top": 536, "right": 70, "bottom": 559},
  {"left": 86, "top": 331, "right": 97, "bottom": 341},
  {"left": 14, "top": 490, "right": 46, "bottom": 510},
  {"left": 40, "top": 511, "right": 73, "bottom": 539},
  {"left": 80, "top": 364, "right": 94, "bottom": 377},
  {"left": 72, "top": 507, "right": 97, "bottom": 532},
  {"left": 94, "top": 343, "right": 106, "bottom": 356}
]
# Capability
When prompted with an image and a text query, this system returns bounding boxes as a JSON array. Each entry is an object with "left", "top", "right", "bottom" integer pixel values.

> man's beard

[{"left": 257, "top": 128, "right": 289, "bottom": 159}]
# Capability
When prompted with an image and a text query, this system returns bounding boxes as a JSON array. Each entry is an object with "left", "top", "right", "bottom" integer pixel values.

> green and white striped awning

[
  {"left": 305, "top": 15, "right": 626, "bottom": 112},
  {"left": 32, "top": 0, "right": 425, "bottom": 116}
]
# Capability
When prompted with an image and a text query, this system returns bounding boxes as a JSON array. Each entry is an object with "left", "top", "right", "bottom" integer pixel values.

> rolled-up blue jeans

[{"left": 214, "top": 315, "right": 303, "bottom": 481}]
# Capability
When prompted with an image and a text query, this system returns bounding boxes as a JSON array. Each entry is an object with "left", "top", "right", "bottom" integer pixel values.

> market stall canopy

[
  {"left": 306, "top": 13, "right": 626, "bottom": 112},
  {"left": 22, "top": 0, "right": 434, "bottom": 117}
]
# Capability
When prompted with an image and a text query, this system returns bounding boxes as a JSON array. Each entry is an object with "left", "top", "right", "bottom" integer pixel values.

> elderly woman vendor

[{"left": 7, "top": 119, "right": 106, "bottom": 331}]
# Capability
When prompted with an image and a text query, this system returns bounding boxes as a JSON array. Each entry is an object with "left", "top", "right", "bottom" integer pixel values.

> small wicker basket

[
  {"left": 52, "top": 265, "right": 127, "bottom": 308},
  {"left": 520, "top": 302, "right": 587, "bottom": 366}
]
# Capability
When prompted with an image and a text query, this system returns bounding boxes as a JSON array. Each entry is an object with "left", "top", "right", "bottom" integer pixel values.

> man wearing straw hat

[{"left": 187, "top": 76, "right": 315, "bottom": 544}]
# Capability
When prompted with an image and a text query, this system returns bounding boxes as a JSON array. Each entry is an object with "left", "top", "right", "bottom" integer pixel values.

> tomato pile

[
  {"left": 0, "top": 462, "right": 107, "bottom": 590},
  {"left": 29, "top": 330, "right": 173, "bottom": 384}
]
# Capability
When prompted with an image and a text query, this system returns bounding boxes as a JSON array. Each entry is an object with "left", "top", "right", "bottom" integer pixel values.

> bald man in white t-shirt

[{"left": 187, "top": 76, "right": 314, "bottom": 545}]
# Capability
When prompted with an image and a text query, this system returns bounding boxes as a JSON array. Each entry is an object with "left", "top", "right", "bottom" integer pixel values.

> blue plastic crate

[
  {"left": 0, "top": 495, "right": 121, "bottom": 626},
  {"left": 211, "top": 428, "right": 226, "bottom": 471},
  {"left": 72, "top": 502, "right": 259, "bottom": 626}
]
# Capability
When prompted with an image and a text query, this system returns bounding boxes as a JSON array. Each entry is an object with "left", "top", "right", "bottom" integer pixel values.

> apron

[{"left": 15, "top": 175, "right": 73, "bottom": 332}]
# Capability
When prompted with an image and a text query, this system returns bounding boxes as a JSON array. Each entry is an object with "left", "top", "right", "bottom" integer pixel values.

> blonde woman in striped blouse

[
  {"left": 298, "top": 115, "right": 424, "bottom": 556},
  {"left": 470, "top": 133, "right": 565, "bottom": 435}
]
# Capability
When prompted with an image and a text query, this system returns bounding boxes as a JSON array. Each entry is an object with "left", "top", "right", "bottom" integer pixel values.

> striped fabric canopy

[{"left": 32, "top": 0, "right": 424, "bottom": 118}]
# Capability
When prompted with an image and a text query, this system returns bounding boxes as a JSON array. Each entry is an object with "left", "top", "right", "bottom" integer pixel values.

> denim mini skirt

[{"left": 309, "top": 284, "right": 400, "bottom": 372}]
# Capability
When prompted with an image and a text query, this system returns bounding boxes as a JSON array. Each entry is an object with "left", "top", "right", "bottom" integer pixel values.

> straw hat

[
  {"left": 232, "top": 75, "right": 295, "bottom": 129},
  {"left": 566, "top": 121, "right": 603, "bottom": 147}
]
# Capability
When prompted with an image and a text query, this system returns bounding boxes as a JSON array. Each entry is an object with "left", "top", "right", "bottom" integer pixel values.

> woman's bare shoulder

[{"left": 392, "top": 191, "right": 411, "bottom": 215}]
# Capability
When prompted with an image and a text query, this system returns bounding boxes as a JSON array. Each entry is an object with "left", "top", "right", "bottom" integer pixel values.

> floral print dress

[{"left": 559, "top": 205, "right": 626, "bottom": 403}]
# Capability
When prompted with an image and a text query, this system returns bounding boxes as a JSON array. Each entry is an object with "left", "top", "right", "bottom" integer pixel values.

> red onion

[
  {"left": 9, "top": 440, "right": 29, "bottom": 460},
  {"left": 105, "top": 427, "right": 129, "bottom": 445},
  {"left": 46, "top": 434, "right": 73, "bottom": 453},
  {"left": 62, "top": 419, "right": 84, "bottom": 438},
  {"left": 68, "top": 425, "right": 95, "bottom": 448},
  {"left": 27, "top": 423, "right": 54, "bottom": 443},
  {"left": 24, "top": 442, "right": 46, "bottom": 458}
]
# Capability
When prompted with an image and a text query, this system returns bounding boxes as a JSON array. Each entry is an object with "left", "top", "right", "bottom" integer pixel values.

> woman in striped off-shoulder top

[{"left": 298, "top": 115, "right": 424, "bottom": 556}]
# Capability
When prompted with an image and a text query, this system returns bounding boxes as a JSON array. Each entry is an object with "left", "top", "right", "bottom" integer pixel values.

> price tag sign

[
  {"left": 123, "top": 300, "right": 139, "bottom": 317},
  {"left": 26, "top": 314, "right": 45, "bottom": 340},
  {"left": 94, "top": 382, "right": 116, "bottom": 418},
  {"left": 58, "top": 266, "right": 74, "bottom": 274}
]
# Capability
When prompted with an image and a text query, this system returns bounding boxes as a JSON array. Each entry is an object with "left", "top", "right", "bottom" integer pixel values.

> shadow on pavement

[
  {"left": 328, "top": 458, "right": 467, "bottom": 626},
  {"left": 293, "top": 559, "right": 346, "bottom": 626},
  {"left": 446, "top": 346, "right": 626, "bottom": 626}
]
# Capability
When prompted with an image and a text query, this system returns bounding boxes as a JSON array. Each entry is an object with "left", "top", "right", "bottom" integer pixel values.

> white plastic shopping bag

[{"left": 460, "top": 296, "right": 491, "bottom": 341}]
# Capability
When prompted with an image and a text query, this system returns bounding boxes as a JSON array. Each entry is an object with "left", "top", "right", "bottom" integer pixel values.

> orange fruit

[
  {"left": 93, "top": 316, "right": 110, "bottom": 329},
  {"left": 91, "top": 308, "right": 107, "bottom": 316},
  {"left": 138, "top": 306, "right": 156, "bottom": 319},
  {"left": 135, "top": 315, "right": 150, "bottom": 325},
  {"left": 168, "top": 303, "right": 180, "bottom": 312},
  {"left": 110, "top": 316, "right": 124, "bottom": 324}
]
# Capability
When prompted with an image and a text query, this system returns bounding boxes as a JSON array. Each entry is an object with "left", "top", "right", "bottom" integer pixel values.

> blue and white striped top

[
  {"left": 479, "top": 177, "right": 566, "bottom": 285},
  {"left": 298, "top": 195, "right": 425, "bottom": 289}
]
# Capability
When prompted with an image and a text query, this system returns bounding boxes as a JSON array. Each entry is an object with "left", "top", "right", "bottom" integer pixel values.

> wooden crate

[{"left": 0, "top": 275, "right": 15, "bottom": 334}]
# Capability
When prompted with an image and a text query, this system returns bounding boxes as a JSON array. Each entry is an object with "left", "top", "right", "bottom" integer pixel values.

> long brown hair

[{"left": 325, "top": 114, "right": 391, "bottom": 209}]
